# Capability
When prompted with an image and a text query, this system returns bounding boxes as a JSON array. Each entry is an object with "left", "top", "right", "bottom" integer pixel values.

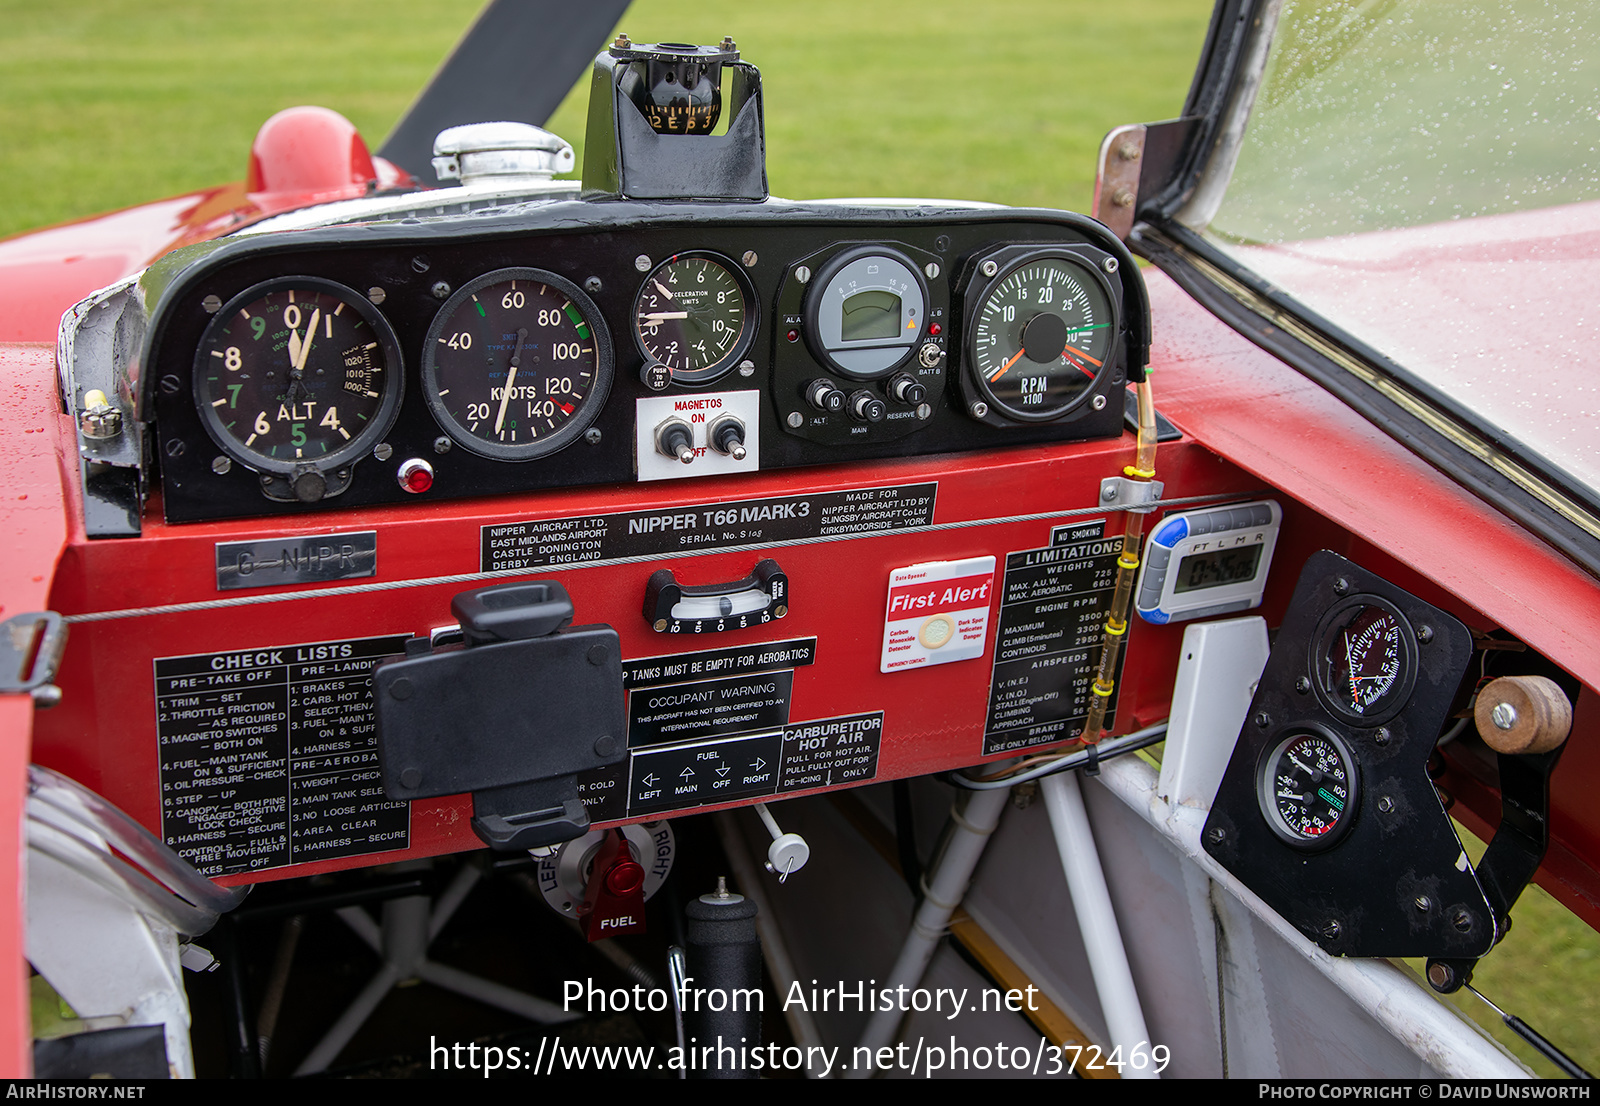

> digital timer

[{"left": 1135, "top": 500, "right": 1281, "bottom": 624}]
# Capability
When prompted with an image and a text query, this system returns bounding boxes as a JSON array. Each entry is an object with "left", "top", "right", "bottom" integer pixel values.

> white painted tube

[
  {"left": 848, "top": 786, "right": 1012, "bottom": 1075},
  {"left": 1040, "top": 769, "right": 1158, "bottom": 1079}
]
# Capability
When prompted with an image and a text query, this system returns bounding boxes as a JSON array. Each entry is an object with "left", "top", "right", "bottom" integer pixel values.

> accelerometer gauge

[
  {"left": 632, "top": 251, "right": 756, "bottom": 384},
  {"left": 1312, "top": 595, "right": 1419, "bottom": 724},
  {"left": 1257, "top": 728, "right": 1360, "bottom": 849},
  {"left": 802, "top": 245, "right": 927, "bottom": 380},
  {"left": 423, "top": 268, "right": 613, "bottom": 460},
  {"left": 192, "top": 276, "right": 402, "bottom": 496},
  {"left": 965, "top": 249, "right": 1118, "bottom": 422}
]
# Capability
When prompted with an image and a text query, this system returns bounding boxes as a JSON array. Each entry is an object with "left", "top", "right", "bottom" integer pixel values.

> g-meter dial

[
  {"left": 964, "top": 248, "right": 1118, "bottom": 422},
  {"left": 632, "top": 251, "right": 755, "bottom": 384},
  {"left": 423, "top": 268, "right": 613, "bottom": 460},
  {"left": 193, "top": 276, "right": 402, "bottom": 499}
]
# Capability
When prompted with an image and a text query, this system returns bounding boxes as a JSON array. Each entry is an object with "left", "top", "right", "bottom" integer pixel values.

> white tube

[
  {"left": 1040, "top": 770, "right": 1157, "bottom": 1079},
  {"left": 848, "top": 786, "right": 1012, "bottom": 1075}
]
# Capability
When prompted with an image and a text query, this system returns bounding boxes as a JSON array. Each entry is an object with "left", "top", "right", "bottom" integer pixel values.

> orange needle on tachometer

[{"left": 988, "top": 348, "right": 1027, "bottom": 383}]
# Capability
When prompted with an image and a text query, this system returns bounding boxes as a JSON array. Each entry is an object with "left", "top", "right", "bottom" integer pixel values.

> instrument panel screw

[
  {"left": 969, "top": 400, "right": 989, "bottom": 419},
  {"left": 794, "top": 265, "right": 811, "bottom": 284},
  {"left": 159, "top": 374, "right": 182, "bottom": 395},
  {"left": 1102, "top": 256, "right": 1120, "bottom": 273},
  {"left": 934, "top": 235, "right": 951, "bottom": 252},
  {"left": 786, "top": 411, "right": 804, "bottom": 428},
  {"left": 634, "top": 254, "right": 651, "bottom": 272},
  {"left": 260, "top": 474, "right": 274, "bottom": 487},
  {"left": 1205, "top": 827, "right": 1226, "bottom": 846},
  {"left": 201, "top": 294, "right": 223, "bottom": 314},
  {"left": 738, "top": 359, "right": 756, "bottom": 377},
  {"left": 1253, "top": 711, "right": 1270, "bottom": 728},
  {"left": 584, "top": 276, "right": 603, "bottom": 293},
  {"left": 1377, "top": 796, "right": 1395, "bottom": 813},
  {"left": 981, "top": 260, "right": 999, "bottom": 278},
  {"left": 367, "top": 286, "right": 387, "bottom": 305},
  {"left": 584, "top": 428, "right": 603, "bottom": 445},
  {"left": 373, "top": 443, "right": 393, "bottom": 462},
  {"left": 1117, "top": 143, "right": 1141, "bottom": 161},
  {"left": 1091, "top": 394, "right": 1107, "bottom": 410},
  {"left": 433, "top": 435, "right": 453, "bottom": 454},
  {"left": 924, "top": 262, "right": 941, "bottom": 280},
  {"left": 774, "top": 605, "right": 788, "bottom": 618},
  {"left": 1491, "top": 702, "right": 1518, "bottom": 730},
  {"left": 1332, "top": 576, "right": 1350, "bottom": 595},
  {"left": 1415, "top": 896, "right": 1433, "bottom": 913},
  {"left": 1322, "top": 920, "right": 1342, "bottom": 940},
  {"left": 1374, "top": 726, "right": 1392, "bottom": 746},
  {"left": 742, "top": 251, "right": 759, "bottom": 268},
  {"left": 653, "top": 619, "right": 668, "bottom": 632},
  {"left": 165, "top": 438, "right": 186, "bottom": 458},
  {"left": 211, "top": 456, "right": 232, "bottom": 475},
  {"left": 431, "top": 281, "right": 451, "bottom": 299},
  {"left": 916, "top": 402, "right": 932, "bottom": 420},
  {"left": 1452, "top": 910, "right": 1474, "bottom": 932},
  {"left": 411, "top": 256, "right": 430, "bottom": 274},
  {"left": 1295, "top": 676, "right": 1311, "bottom": 693},
  {"left": 1416, "top": 624, "right": 1434, "bottom": 644},
  {"left": 1102, "top": 484, "right": 1118, "bottom": 502}
]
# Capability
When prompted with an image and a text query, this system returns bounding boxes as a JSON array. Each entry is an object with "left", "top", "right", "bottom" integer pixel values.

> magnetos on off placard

[{"left": 881, "top": 557, "right": 997, "bottom": 673}]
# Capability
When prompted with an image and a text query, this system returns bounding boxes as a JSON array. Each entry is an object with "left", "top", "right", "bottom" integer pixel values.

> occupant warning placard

[
  {"left": 154, "top": 635, "right": 410, "bottom": 877},
  {"left": 984, "top": 523, "right": 1125, "bottom": 755},
  {"left": 881, "top": 556, "right": 996, "bottom": 673}
]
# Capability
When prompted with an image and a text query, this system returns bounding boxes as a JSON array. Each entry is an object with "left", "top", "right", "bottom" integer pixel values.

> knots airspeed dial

[
  {"left": 422, "top": 268, "right": 613, "bottom": 461},
  {"left": 966, "top": 250, "right": 1117, "bottom": 422}
]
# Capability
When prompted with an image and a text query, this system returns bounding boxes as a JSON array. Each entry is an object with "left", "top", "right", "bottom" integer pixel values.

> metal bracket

[
  {"left": 1100, "top": 476, "right": 1164, "bottom": 513},
  {"left": 1, "top": 612, "right": 68, "bottom": 705},
  {"left": 1092, "top": 123, "right": 1146, "bottom": 241}
]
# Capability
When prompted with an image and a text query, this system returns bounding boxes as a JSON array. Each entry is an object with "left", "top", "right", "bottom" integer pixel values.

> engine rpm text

[{"left": 422, "top": 268, "right": 613, "bottom": 461}]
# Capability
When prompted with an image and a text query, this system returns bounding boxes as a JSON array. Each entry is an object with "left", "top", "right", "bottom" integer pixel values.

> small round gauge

[
  {"left": 802, "top": 245, "right": 927, "bottom": 380},
  {"left": 633, "top": 252, "right": 756, "bottom": 384},
  {"left": 966, "top": 250, "right": 1117, "bottom": 422},
  {"left": 1257, "top": 729, "right": 1360, "bottom": 849},
  {"left": 192, "top": 277, "right": 402, "bottom": 479},
  {"left": 1312, "top": 595, "right": 1419, "bottom": 724},
  {"left": 422, "top": 268, "right": 613, "bottom": 460}
]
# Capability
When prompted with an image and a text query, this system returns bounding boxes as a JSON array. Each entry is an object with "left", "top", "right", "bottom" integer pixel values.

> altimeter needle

[{"left": 494, "top": 328, "right": 528, "bottom": 436}]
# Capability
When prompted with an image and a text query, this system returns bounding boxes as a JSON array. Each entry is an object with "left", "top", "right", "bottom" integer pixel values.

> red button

[{"left": 929, "top": 323, "right": 943, "bottom": 337}]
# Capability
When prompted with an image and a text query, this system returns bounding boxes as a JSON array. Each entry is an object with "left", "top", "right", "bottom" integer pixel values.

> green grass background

[{"left": 4, "top": 0, "right": 1598, "bottom": 1079}]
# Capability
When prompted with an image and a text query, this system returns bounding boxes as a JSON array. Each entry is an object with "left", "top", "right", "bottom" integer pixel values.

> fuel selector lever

[{"left": 374, "top": 581, "right": 626, "bottom": 850}]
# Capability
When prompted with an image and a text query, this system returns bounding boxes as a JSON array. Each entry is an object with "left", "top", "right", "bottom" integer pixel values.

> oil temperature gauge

[{"left": 1257, "top": 728, "right": 1360, "bottom": 849}]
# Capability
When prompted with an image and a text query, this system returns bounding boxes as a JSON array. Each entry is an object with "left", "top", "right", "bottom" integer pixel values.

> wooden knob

[{"left": 1474, "top": 675, "right": 1572, "bottom": 755}]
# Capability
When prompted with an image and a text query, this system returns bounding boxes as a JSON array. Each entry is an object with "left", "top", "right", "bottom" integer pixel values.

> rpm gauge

[
  {"left": 423, "top": 268, "right": 613, "bottom": 460},
  {"left": 633, "top": 251, "right": 756, "bottom": 385},
  {"left": 1257, "top": 729, "right": 1360, "bottom": 849},
  {"left": 1312, "top": 595, "right": 1419, "bottom": 724},
  {"left": 966, "top": 249, "right": 1117, "bottom": 422},
  {"left": 192, "top": 276, "right": 402, "bottom": 491}
]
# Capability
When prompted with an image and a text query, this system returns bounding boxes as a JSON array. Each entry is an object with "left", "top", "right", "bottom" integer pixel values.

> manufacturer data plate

[
  {"left": 154, "top": 635, "right": 410, "bottom": 876},
  {"left": 481, "top": 483, "right": 936, "bottom": 571},
  {"left": 984, "top": 522, "right": 1124, "bottom": 755}
]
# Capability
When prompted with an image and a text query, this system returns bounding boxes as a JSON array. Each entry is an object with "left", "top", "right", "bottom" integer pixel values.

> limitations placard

[
  {"left": 481, "top": 483, "right": 936, "bottom": 571},
  {"left": 155, "top": 635, "right": 410, "bottom": 876},
  {"left": 984, "top": 524, "right": 1125, "bottom": 755}
]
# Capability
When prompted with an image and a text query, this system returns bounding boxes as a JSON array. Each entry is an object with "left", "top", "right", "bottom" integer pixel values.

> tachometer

[
  {"left": 422, "top": 268, "right": 613, "bottom": 460},
  {"left": 965, "top": 249, "right": 1117, "bottom": 422},
  {"left": 632, "top": 251, "right": 756, "bottom": 385},
  {"left": 192, "top": 277, "right": 402, "bottom": 501}
]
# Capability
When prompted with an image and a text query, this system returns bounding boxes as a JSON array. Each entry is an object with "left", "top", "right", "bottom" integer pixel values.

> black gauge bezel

[
  {"left": 631, "top": 250, "right": 758, "bottom": 386},
  {"left": 1255, "top": 724, "right": 1361, "bottom": 851},
  {"left": 1310, "top": 593, "right": 1419, "bottom": 726},
  {"left": 421, "top": 267, "right": 615, "bottom": 462},
  {"left": 191, "top": 275, "right": 404, "bottom": 477},
  {"left": 801, "top": 244, "right": 929, "bottom": 381},
  {"left": 962, "top": 246, "right": 1121, "bottom": 424}
]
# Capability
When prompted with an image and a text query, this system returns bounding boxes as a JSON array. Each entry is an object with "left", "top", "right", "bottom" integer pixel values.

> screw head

[
  {"left": 915, "top": 402, "right": 932, "bottom": 420},
  {"left": 1452, "top": 909, "right": 1474, "bottom": 932},
  {"left": 773, "top": 605, "right": 788, "bottom": 618},
  {"left": 1374, "top": 726, "right": 1392, "bottom": 747},
  {"left": 201, "top": 294, "right": 223, "bottom": 313},
  {"left": 738, "top": 359, "right": 755, "bottom": 377},
  {"left": 634, "top": 254, "right": 651, "bottom": 272},
  {"left": 653, "top": 618, "right": 668, "bottom": 632},
  {"left": 1322, "top": 920, "right": 1342, "bottom": 940},
  {"left": 1295, "top": 676, "right": 1312, "bottom": 694},
  {"left": 934, "top": 235, "right": 950, "bottom": 252},
  {"left": 1103, "top": 256, "right": 1120, "bottom": 274},
  {"left": 924, "top": 262, "right": 941, "bottom": 280},
  {"left": 368, "top": 286, "right": 386, "bottom": 305},
  {"left": 1377, "top": 796, "right": 1395, "bottom": 813},
  {"left": 1427, "top": 962, "right": 1454, "bottom": 990},
  {"left": 794, "top": 265, "right": 811, "bottom": 284},
  {"left": 159, "top": 374, "right": 182, "bottom": 395},
  {"left": 430, "top": 281, "right": 451, "bottom": 299},
  {"left": 584, "top": 276, "right": 603, "bottom": 293},
  {"left": 165, "top": 438, "right": 185, "bottom": 458},
  {"left": 1205, "top": 826, "right": 1226, "bottom": 846},
  {"left": 211, "top": 456, "right": 232, "bottom": 475},
  {"left": 1091, "top": 394, "right": 1107, "bottom": 410},
  {"left": 981, "top": 260, "right": 999, "bottom": 278},
  {"left": 1117, "top": 142, "right": 1141, "bottom": 161},
  {"left": 741, "top": 250, "right": 758, "bottom": 268},
  {"left": 1333, "top": 576, "right": 1350, "bottom": 595},
  {"left": 1416, "top": 624, "right": 1434, "bottom": 644},
  {"left": 1491, "top": 702, "right": 1518, "bottom": 730},
  {"left": 1102, "top": 484, "right": 1118, "bottom": 502},
  {"left": 584, "top": 427, "right": 603, "bottom": 445},
  {"left": 786, "top": 411, "right": 804, "bottom": 428},
  {"left": 411, "top": 256, "right": 430, "bottom": 274},
  {"left": 373, "top": 443, "right": 393, "bottom": 462},
  {"left": 1414, "top": 896, "right": 1433, "bottom": 913},
  {"left": 433, "top": 435, "right": 453, "bottom": 454},
  {"left": 969, "top": 400, "right": 989, "bottom": 419},
  {"left": 1254, "top": 711, "right": 1270, "bottom": 728}
]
